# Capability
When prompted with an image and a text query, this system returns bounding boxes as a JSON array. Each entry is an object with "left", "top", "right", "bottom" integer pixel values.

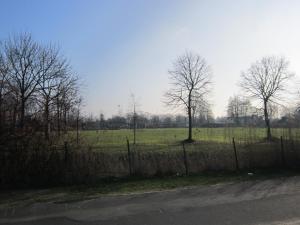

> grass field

[
  {"left": 4, "top": 128, "right": 300, "bottom": 189},
  {"left": 78, "top": 127, "right": 300, "bottom": 151}
]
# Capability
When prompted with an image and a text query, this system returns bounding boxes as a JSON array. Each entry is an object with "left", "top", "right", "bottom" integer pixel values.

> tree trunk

[
  {"left": 11, "top": 104, "right": 17, "bottom": 134},
  {"left": 63, "top": 107, "right": 67, "bottom": 134},
  {"left": 56, "top": 98, "right": 61, "bottom": 136},
  {"left": 133, "top": 112, "right": 136, "bottom": 144},
  {"left": 264, "top": 100, "right": 271, "bottom": 140},
  {"left": 76, "top": 113, "right": 79, "bottom": 145},
  {"left": 20, "top": 99, "right": 25, "bottom": 129},
  {"left": 188, "top": 106, "right": 192, "bottom": 141},
  {"left": 0, "top": 96, "right": 2, "bottom": 133},
  {"left": 44, "top": 99, "right": 50, "bottom": 141},
  {"left": 187, "top": 94, "right": 192, "bottom": 142}
]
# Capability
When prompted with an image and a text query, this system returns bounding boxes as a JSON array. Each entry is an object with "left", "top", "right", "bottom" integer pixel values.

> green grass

[
  {"left": 76, "top": 127, "right": 299, "bottom": 152},
  {"left": 0, "top": 169, "right": 297, "bottom": 208}
]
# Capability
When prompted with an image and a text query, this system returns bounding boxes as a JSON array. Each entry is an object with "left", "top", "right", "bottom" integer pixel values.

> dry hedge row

[{"left": 1, "top": 139, "right": 300, "bottom": 188}]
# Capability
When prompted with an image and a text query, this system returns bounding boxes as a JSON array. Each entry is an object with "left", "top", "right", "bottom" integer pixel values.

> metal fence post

[
  {"left": 64, "top": 141, "right": 68, "bottom": 163},
  {"left": 280, "top": 136, "right": 286, "bottom": 167},
  {"left": 126, "top": 137, "right": 132, "bottom": 176},
  {"left": 232, "top": 137, "right": 239, "bottom": 171},
  {"left": 182, "top": 143, "right": 189, "bottom": 176}
]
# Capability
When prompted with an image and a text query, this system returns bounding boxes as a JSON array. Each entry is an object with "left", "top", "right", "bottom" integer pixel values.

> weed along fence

[{"left": 1, "top": 136, "right": 300, "bottom": 188}]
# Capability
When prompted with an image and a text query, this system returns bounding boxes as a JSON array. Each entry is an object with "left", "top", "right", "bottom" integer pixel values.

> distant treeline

[{"left": 81, "top": 110, "right": 300, "bottom": 130}]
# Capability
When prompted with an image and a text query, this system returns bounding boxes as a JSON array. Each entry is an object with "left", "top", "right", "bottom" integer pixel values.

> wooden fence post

[
  {"left": 76, "top": 116, "right": 79, "bottom": 146},
  {"left": 126, "top": 137, "right": 132, "bottom": 176},
  {"left": 280, "top": 136, "right": 286, "bottom": 167},
  {"left": 232, "top": 137, "right": 239, "bottom": 171},
  {"left": 182, "top": 143, "right": 189, "bottom": 176},
  {"left": 64, "top": 141, "right": 68, "bottom": 163}
]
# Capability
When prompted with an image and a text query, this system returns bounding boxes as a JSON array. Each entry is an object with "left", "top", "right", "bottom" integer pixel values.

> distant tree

[
  {"left": 165, "top": 51, "right": 212, "bottom": 142},
  {"left": 136, "top": 113, "right": 149, "bottom": 128},
  {"left": 99, "top": 113, "right": 105, "bottom": 129},
  {"left": 129, "top": 94, "right": 139, "bottom": 144},
  {"left": 227, "top": 95, "right": 252, "bottom": 125},
  {"left": 107, "top": 116, "right": 127, "bottom": 129},
  {"left": 162, "top": 115, "right": 173, "bottom": 128},
  {"left": 150, "top": 115, "right": 160, "bottom": 128},
  {"left": 240, "top": 56, "right": 293, "bottom": 140},
  {"left": 193, "top": 97, "right": 213, "bottom": 126},
  {"left": 175, "top": 115, "right": 186, "bottom": 127}
]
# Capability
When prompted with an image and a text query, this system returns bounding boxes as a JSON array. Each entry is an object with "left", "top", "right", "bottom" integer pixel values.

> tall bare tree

[
  {"left": 165, "top": 51, "right": 212, "bottom": 142},
  {"left": 4, "top": 34, "right": 42, "bottom": 129},
  {"left": 37, "top": 45, "right": 70, "bottom": 140},
  {"left": 0, "top": 47, "right": 9, "bottom": 130},
  {"left": 56, "top": 75, "right": 79, "bottom": 134},
  {"left": 240, "top": 56, "right": 293, "bottom": 140},
  {"left": 0, "top": 32, "right": 82, "bottom": 150}
]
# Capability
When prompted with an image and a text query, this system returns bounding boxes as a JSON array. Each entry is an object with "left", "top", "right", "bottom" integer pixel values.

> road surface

[{"left": 1, "top": 176, "right": 300, "bottom": 225}]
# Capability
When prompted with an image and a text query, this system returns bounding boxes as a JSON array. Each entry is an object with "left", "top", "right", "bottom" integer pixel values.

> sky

[{"left": 1, "top": 0, "right": 300, "bottom": 118}]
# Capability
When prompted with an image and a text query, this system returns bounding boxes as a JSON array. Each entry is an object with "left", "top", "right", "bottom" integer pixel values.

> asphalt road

[{"left": 2, "top": 176, "right": 300, "bottom": 225}]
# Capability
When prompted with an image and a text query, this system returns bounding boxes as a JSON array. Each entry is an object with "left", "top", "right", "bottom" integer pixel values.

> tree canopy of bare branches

[
  {"left": 0, "top": 33, "right": 81, "bottom": 141},
  {"left": 227, "top": 95, "right": 252, "bottom": 125},
  {"left": 4, "top": 34, "right": 42, "bottom": 129},
  {"left": 240, "top": 56, "right": 294, "bottom": 140},
  {"left": 37, "top": 45, "right": 71, "bottom": 140},
  {"left": 165, "top": 51, "right": 212, "bottom": 142}
]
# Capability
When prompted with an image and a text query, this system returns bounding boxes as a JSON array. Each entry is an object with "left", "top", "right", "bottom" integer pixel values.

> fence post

[
  {"left": 76, "top": 116, "right": 79, "bottom": 146},
  {"left": 232, "top": 137, "right": 239, "bottom": 171},
  {"left": 182, "top": 143, "right": 189, "bottom": 176},
  {"left": 280, "top": 136, "right": 286, "bottom": 168},
  {"left": 64, "top": 141, "right": 68, "bottom": 163},
  {"left": 126, "top": 137, "right": 132, "bottom": 176}
]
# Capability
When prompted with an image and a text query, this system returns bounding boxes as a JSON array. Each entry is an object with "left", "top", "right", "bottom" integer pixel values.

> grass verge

[{"left": 0, "top": 169, "right": 298, "bottom": 209}]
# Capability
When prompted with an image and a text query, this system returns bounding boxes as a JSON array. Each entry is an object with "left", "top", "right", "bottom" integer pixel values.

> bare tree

[
  {"left": 240, "top": 56, "right": 293, "bottom": 140},
  {"left": 227, "top": 95, "right": 252, "bottom": 125},
  {"left": 165, "top": 51, "right": 212, "bottom": 142},
  {"left": 37, "top": 45, "right": 69, "bottom": 140},
  {"left": 0, "top": 46, "right": 9, "bottom": 130},
  {"left": 4, "top": 34, "right": 42, "bottom": 129},
  {"left": 0, "top": 32, "right": 83, "bottom": 151},
  {"left": 56, "top": 75, "right": 79, "bottom": 135},
  {"left": 193, "top": 97, "right": 213, "bottom": 125},
  {"left": 129, "top": 94, "right": 139, "bottom": 144},
  {"left": 74, "top": 96, "right": 83, "bottom": 145}
]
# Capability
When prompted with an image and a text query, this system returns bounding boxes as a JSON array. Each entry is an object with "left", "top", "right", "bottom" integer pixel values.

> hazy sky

[{"left": 1, "top": 0, "right": 300, "bottom": 117}]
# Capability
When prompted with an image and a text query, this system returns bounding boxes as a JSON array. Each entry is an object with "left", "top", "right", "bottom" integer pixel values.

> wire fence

[{"left": 1, "top": 135, "right": 300, "bottom": 188}]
